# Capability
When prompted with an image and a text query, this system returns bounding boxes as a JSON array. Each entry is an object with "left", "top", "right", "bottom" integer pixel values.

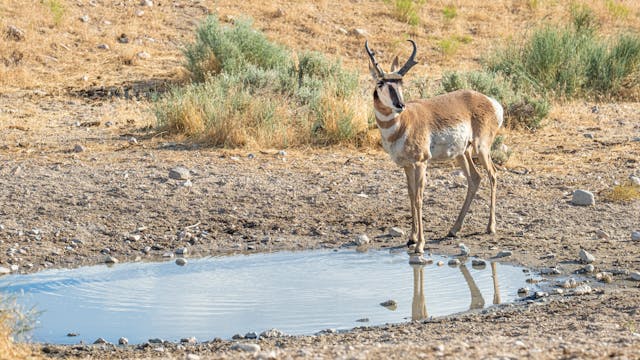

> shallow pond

[{"left": 0, "top": 249, "right": 539, "bottom": 344}]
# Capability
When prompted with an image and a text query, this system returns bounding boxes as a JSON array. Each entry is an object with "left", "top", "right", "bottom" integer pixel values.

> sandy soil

[{"left": 0, "top": 92, "right": 639, "bottom": 359}]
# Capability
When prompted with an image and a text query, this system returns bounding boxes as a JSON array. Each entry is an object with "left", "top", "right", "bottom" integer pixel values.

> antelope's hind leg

[{"left": 448, "top": 150, "right": 482, "bottom": 237}]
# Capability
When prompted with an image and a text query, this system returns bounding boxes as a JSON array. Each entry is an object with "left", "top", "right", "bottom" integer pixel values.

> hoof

[
  {"left": 446, "top": 231, "right": 458, "bottom": 238},
  {"left": 486, "top": 227, "right": 496, "bottom": 235},
  {"left": 406, "top": 240, "right": 417, "bottom": 253},
  {"left": 409, "top": 254, "right": 433, "bottom": 265}
]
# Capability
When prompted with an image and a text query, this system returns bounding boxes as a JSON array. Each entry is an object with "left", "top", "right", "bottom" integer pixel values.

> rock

[
  {"left": 496, "top": 250, "right": 513, "bottom": 258},
  {"left": 632, "top": 231, "right": 640, "bottom": 241},
  {"left": 380, "top": 299, "right": 397, "bottom": 309},
  {"left": 117, "top": 33, "right": 129, "bottom": 44},
  {"left": 93, "top": 338, "right": 108, "bottom": 344},
  {"left": 573, "top": 284, "right": 592, "bottom": 295},
  {"left": 534, "top": 291, "right": 548, "bottom": 299},
  {"left": 517, "top": 287, "right": 529, "bottom": 296},
  {"left": 553, "top": 288, "right": 564, "bottom": 295},
  {"left": 630, "top": 271, "right": 640, "bottom": 281},
  {"left": 389, "top": 227, "right": 405, "bottom": 237},
  {"left": 436, "top": 260, "right": 444, "bottom": 266},
  {"left": 583, "top": 264, "right": 595, "bottom": 273},
  {"left": 579, "top": 249, "right": 595, "bottom": 264},
  {"left": 80, "top": 15, "right": 90, "bottom": 23},
  {"left": 136, "top": 9, "right": 145, "bottom": 16},
  {"left": 181, "top": 337, "right": 197, "bottom": 344},
  {"left": 356, "top": 318, "right": 369, "bottom": 322},
  {"left": 6, "top": 25, "right": 25, "bottom": 41},
  {"left": 541, "top": 267, "right": 561, "bottom": 275},
  {"left": 595, "top": 230, "right": 610, "bottom": 239},
  {"left": 141, "top": 0, "right": 153, "bottom": 6},
  {"left": 175, "top": 258, "right": 187, "bottom": 266},
  {"left": 128, "top": 137, "right": 138, "bottom": 144},
  {"left": 169, "top": 167, "right": 190, "bottom": 180},
  {"left": 9, "top": 264, "right": 18, "bottom": 272},
  {"left": 583, "top": 133, "right": 594, "bottom": 139},
  {"left": 355, "top": 234, "right": 369, "bottom": 246},
  {"left": 0, "top": 267, "right": 10, "bottom": 275},
  {"left": 118, "top": 337, "right": 128, "bottom": 345},
  {"left": 186, "top": 355, "right": 200, "bottom": 360},
  {"left": 104, "top": 256, "right": 119, "bottom": 264},
  {"left": 137, "top": 51, "right": 151, "bottom": 60},
  {"left": 163, "top": 252, "right": 174, "bottom": 258},
  {"left": 231, "top": 343, "right": 260, "bottom": 353},
  {"left": 175, "top": 247, "right": 188, "bottom": 255},
  {"left": 597, "top": 272, "right": 613, "bottom": 283},
  {"left": 67, "top": 333, "right": 78, "bottom": 337},
  {"left": 97, "top": 44, "right": 110, "bottom": 50},
  {"left": 571, "top": 189, "right": 595, "bottom": 206},
  {"left": 128, "top": 234, "right": 141, "bottom": 241},
  {"left": 562, "top": 278, "right": 577, "bottom": 289},
  {"left": 447, "top": 258, "right": 461, "bottom": 266},
  {"left": 244, "top": 332, "right": 258, "bottom": 339},
  {"left": 459, "top": 243, "right": 470, "bottom": 256},
  {"left": 260, "top": 328, "right": 284, "bottom": 338},
  {"left": 148, "top": 338, "right": 163, "bottom": 343},
  {"left": 630, "top": 176, "right": 640, "bottom": 186},
  {"left": 73, "top": 144, "right": 86, "bottom": 153},
  {"left": 351, "top": 28, "right": 368, "bottom": 37},
  {"left": 471, "top": 259, "right": 486, "bottom": 267}
]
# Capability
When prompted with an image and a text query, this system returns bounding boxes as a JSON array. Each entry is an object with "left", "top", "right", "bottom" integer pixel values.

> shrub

[
  {"left": 442, "top": 5, "right": 457, "bottom": 20},
  {"left": 156, "top": 16, "right": 368, "bottom": 148},
  {"left": 386, "top": 0, "right": 426, "bottom": 26}
]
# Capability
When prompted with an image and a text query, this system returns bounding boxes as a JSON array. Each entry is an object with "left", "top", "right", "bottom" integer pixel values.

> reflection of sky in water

[{"left": 0, "top": 250, "right": 537, "bottom": 344}]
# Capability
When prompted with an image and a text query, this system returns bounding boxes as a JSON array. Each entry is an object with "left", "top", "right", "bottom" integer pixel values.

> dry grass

[
  {"left": 0, "top": 314, "right": 40, "bottom": 360},
  {"left": 602, "top": 182, "right": 640, "bottom": 202}
]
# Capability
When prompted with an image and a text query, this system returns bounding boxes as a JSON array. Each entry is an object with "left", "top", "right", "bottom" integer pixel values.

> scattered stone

[
  {"left": 141, "top": 0, "right": 153, "bottom": 6},
  {"left": 448, "top": 258, "right": 461, "bottom": 266},
  {"left": 244, "top": 332, "right": 258, "bottom": 339},
  {"left": 517, "top": 287, "right": 529, "bottom": 296},
  {"left": 571, "top": 189, "right": 595, "bottom": 206},
  {"left": 355, "top": 234, "right": 369, "bottom": 246},
  {"left": 259, "top": 328, "right": 284, "bottom": 338},
  {"left": 459, "top": 243, "right": 470, "bottom": 256},
  {"left": 629, "top": 271, "right": 640, "bottom": 281},
  {"left": 10, "top": 264, "right": 19, "bottom": 272},
  {"left": 186, "top": 354, "right": 200, "bottom": 360},
  {"left": 137, "top": 51, "right": 151, "bottom": 60},
  {"left": 104, "top": 256, "right": 119, "bottom": 264},
  {"left": 117, "top": 33, "right": 129, "bottom": 44},
  {"left": 169, "top": 167, "right": 190, "bottom": 180},
  {"left": 136, "top": 9, "right": 145, "bottom": 16},
  {"left": 541, "top": 267, "right": 561, "bottom": 275},
  {"left": 181, "top": 337, "right": 197, "bottom": 344},
  {"left": 128, "top": 137, "right": 138, "bottom": 144},
  {"left": 80, "top": 15, "right": 90, "bottom": 23},
  {"left": 496, "top": 250, "right": 513, "bottom": 258},
  {"left": 595, "top": 230, "right": 610, "bottom": 240},
  {"left": 183, "top": 179, "right": 193, "bottom": 187},
  {"left": 351, "top": 28, "right": 368, "bottom": 37},
  {"left": 97, "top": 44, "right": 110, "bottom": 50},
  {"left": 175, "top": 247, "right": 188, "bottom": 255},
  {"left": 579, "top": 249, "right": 595, "bottom": 264},
  {"left": 118, "top": 337, "right": 128, "bottom": 345},
  {"left": 380, "top": 299, "right": 397, "bottom": 309},
  {"left": 553, "top": 288, "right": 564, "bottom": 295},
  {"left": 436, "top": 260, "right": 444, "bottom": 266},
  {"left": 389, "top": 227, "right": 405, "bottom": 237},
  {"left": 67, "top": 333, "right": 78, "bottom": 337},
  {"left": 148, "top": 338, "right": 163, "bottom": 343},
  {"left": 562, "top": 278, "right": 577, "bottom": 289},
  {"left": 630, "top": 176, "right": 640, "bottom": 186},
  {"left": 583, "top": 264, "right": 595, "bottom": 273},
  {"left": 534, "top": 291, "right": 548, "bottom": 299},
  {"left": 573, "top": 284, "right": 592, "bottom": 296},
  {"left": 583, "top": 133, "right": 594, "bottom": 139},
  {"left": 163, "top": 252, "right": 174, "bottom": 258},
  {"left": 231, "top": 343, "right": 260, "bottom": 353},
  {"left": 105, "top": 121, "right": 114, "bottom": 127},
  {"left": 278, "top": 150, "right": 287, "bottom": 157},
  {"left": 632, "top": 231, "right": 640, "bottom": 242},
  {"left": 597, "top": 272, "right": 613, "bottom": 283},
  {"left": 471, "top": 259, "right": 486, "bottom": 267},
  {"left": 93, "top": 338, "right": 108, "bottom": 344},
  {"left": 128, "top": 234, "right": 141, "bottom": 241},
  {"left": 6, "top": 25, "right": 25, "bottom": 41},
  {"left": 73, "top": 144, "right": 86, "bottom": 153},
  {"left": 143, "top": 246, "right": 151, "bottom": 254},
  {"left": 175, "top": 258, "right": 187, "bottom": 266},
  {"left": 356, "top": 318, "right": 369, "bottom": 322},
  {"left": 232, "top": 334, "right": 243, "bottom": 340}
]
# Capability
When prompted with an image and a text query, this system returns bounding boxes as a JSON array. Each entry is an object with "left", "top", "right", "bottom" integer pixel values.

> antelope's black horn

[
  {"left": 365, "top": 40, "right": 385, "bottom": 77},
  {"left": 396, "top": 40, "right": 418, "bottom": 76}
]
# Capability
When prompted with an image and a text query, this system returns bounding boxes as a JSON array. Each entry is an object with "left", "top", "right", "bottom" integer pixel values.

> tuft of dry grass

[
  {"left": 602, "top": 182, "right": 640, "bottom": 202},
  {"left": 0, "top": 309, "right": 41, "bottom": 360}
]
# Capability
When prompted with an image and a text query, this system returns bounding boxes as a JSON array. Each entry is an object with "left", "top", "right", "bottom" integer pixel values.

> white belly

[{"left": 429, "top": 123, "right": 472, "bottom": 161}]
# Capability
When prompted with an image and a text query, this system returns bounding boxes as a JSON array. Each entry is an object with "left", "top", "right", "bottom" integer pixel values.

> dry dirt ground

[{"left": 1, "top": 1, "right": 640, "bottom": 359}]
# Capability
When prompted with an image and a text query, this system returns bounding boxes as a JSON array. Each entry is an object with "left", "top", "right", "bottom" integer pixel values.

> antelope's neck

[{"left": 373, "top": 92, "right": 403, "bottom": 142}]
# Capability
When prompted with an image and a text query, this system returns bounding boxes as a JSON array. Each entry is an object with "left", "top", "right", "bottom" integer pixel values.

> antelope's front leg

[
  {"left": 404, "top": 166, "right": 418, "bottom": 250},
  {"left": 413, "top": 163, "right": 427, "bottom": 254}
]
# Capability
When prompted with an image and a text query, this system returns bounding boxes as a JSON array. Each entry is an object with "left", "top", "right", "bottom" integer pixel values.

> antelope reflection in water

[{"left": 410, "top": 261, "right": 502, "bottom": 321}]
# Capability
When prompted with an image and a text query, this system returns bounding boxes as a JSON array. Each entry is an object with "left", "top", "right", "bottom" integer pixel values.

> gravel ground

[{"left": 1, "top": 94, "right": 639, "bottom": 359}]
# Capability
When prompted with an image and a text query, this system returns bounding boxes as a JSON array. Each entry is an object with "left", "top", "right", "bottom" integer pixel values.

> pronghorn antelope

[{"left": 365, "top": 40, "right": 503, "bottom": 262}]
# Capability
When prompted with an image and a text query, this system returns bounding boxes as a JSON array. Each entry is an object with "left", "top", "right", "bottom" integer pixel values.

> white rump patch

[
  {"left": 486, "top": 96, "right": 504, "bottom": 128},
  {"left": 429, "top": 123, "right": 472, "bottom": 161}
]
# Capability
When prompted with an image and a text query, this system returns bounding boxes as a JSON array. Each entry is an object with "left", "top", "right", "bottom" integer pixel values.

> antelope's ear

[
  {"left": 369, "top": 62, "right": 379, "bottom": 81},
  {"left": 390, "top": 56, "right": 400, "bottom": 73}
]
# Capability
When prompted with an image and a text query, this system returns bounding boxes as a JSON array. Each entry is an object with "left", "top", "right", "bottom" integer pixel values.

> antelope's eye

[{"left": 376, "top": 81, "right": 384, "bottom": 88}]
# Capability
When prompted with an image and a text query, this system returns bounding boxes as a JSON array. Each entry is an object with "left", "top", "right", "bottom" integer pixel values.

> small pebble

[
  {"left": 459, "top": 243, "right": 470, "bottom": 256},
  {"left": 583, "top": 264, "right": 595, "bottom": 273},
  {"left": 595, "top": 230, "right": 610, "bottom": 239},
  {"left": 436, "top": 260, "right": 444, "bottom": 266},
  {"left": 534, "top": 291, "right": 548, "bottom": 299},
  {"left": 389, "top": 227, "right": 405, "bottom": 237},
  {"left": 73, "top": 144, "right": 86, "bottom": 153},
  {"left": 517, "top": 287, "right": 529, "bottom": 295},
  {"left": 571, "top": 189, "right": 595, "bottom": 206},
  {"left": 175, "top": 258, "right": 187, "bottom": 266},
  {"left": 496, "top": 250, "right": 512, "bottom": 258},
  {"left": 579, "top": 249, "right": 595, "bottom": 264},
  {"left": 186, "top": 355, "right": 200, "bottom": 360},
  {"left": 175, "top": 247, "right": 188, "bottom": 255},
  {"left": 631, "top": 231, "right": 640, "bottom": 241},
  {"left": 169, "top": 167, "right": 191, "bottom": 180},
  {"left": 181, "top": 337, "right": 197, "bottom": 344},
  {"left": 562, "top": 278, "right": 577, "bottom": 289},
  {"left": 244, "top": 332, "right": 258, "bottom": 339},
  {"left": 471, "top": 259, "right": 486, "bottom": 267},
  {"left": 259, "top": 328, "right": 284, "bottom": 338},
  {"left": 629, "top": 271, "right": 640, "bottom": 281},
  {"left": 118, "top": 337, "right": 128, "bottom": 345},
  {"left": 148, "top": 338, "right": 163, "bottom": 343},
  {"left": 104, "top": 256, "right": 119, "bottom": 264},
  {"left": 93, "top": 338, "right": 108, "bottom": 344},
  {"left": 230, "top": 343, "right": 260, "bottom": 353},
  {"left": 380, "top": 299, "right": 397, "bottom": 308},
  {"left": 355, "top": 234, "right": 369, "bottom": 246},
  {"left": 574, "top": 284, "right": 592, "bottom": 295},
  {"left": 448, "top": 258, "right": 461, "bottom": 266}
]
